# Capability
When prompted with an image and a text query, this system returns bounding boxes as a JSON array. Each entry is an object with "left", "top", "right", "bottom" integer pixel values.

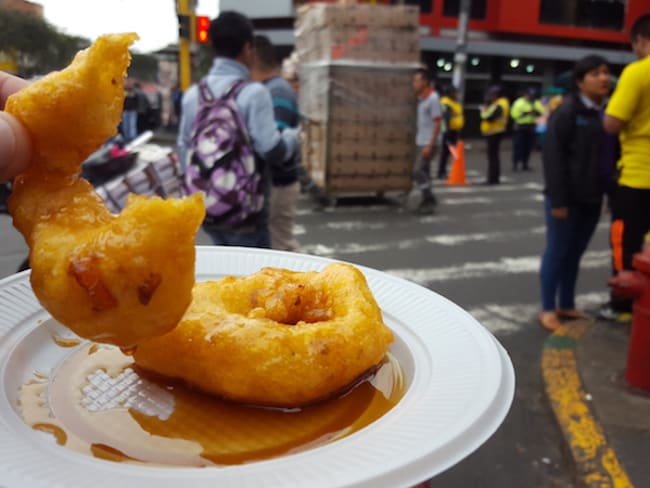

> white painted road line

[
  {"left": 385, "top": 249, "right": 611, "bottom": 285},
  {"left": 466, "top": 291, "right": 609, "bottom": 335}
]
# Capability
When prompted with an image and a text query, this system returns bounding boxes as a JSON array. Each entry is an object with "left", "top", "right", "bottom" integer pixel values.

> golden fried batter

[
  {"left": 134, "top": 263, "right": 394, "bottom": 407},
  {"left": 6, "top": 34, "right": 205, "bottom": 347}
]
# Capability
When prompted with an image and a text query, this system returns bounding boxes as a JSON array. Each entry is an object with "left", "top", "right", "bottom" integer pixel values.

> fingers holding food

[
  {"left": 6, "top": 33, "right": 206, "bottom": 347},
  {"left": 6, "top": 33, "right": 138, "bottom": 175},
  {"left": 0, "top": 112, "right": 31, "bottom": 181},
  {"left": 134, "top": 263, "right": 394, "bottom": 407}
]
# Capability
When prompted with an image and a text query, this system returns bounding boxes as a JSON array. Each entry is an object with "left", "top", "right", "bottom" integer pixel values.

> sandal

[
  {"left": 539, "top": 311, "right": 561, "bottom": 332},
  {"left": 556, "top": 308, "right": 588, "bottom": 320}
]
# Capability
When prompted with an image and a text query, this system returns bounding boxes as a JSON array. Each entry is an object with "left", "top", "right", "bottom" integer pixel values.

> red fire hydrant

[{"left": 609, "top": 243, "right": 650, "bottom": 389}]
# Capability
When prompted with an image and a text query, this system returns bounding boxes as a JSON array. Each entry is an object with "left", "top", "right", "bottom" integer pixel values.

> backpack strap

[
  {"left": 198, "top": 78, "right": 249, "bottom": 104},
  {"left": 223, "top": 79, "right": 249, "bottom": 100}
]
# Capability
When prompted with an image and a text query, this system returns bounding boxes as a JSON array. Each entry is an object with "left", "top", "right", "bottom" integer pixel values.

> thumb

[{"left": 0, "top": 111, "right": 31, "bottom": 181}]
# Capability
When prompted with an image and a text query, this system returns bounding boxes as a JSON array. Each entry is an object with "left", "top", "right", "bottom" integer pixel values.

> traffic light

[
  {"left": 196, "top": 16, "right": 210, "bottom": 43},
  {"left": 178, "top": 14, "right": 190, "bottom": 40}
]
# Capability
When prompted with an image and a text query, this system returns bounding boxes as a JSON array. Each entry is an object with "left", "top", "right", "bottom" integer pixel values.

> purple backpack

[{"left": 184, "top": 79, "right": 263, "bottom": 226}]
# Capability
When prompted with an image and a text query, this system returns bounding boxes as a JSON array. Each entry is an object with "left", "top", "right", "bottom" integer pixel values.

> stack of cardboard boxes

[{"left": 296, "top": 3, "right": 420, "bottom": 194}]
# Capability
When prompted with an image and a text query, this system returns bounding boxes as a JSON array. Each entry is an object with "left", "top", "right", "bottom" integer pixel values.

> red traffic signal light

[{"left": 196, "top": 16, "right": 210, "bottom": 43}]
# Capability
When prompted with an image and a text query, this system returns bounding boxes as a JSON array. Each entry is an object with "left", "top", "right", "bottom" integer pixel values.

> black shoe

[
  {"left": 523, "top": 166, "right": 533, "bottom": 171},
  {"left": 598, "top": 303, "right": 632, "bottom": 323},
  {"left": 415, "top": 199, "right": 436, "bottom": 215}
]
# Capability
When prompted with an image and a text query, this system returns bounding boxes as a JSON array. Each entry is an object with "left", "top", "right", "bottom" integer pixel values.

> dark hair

[
  {"left": 442, "top": 84, "right": 457, "bottom": 96},
  {"left": 631, "top": 13, "right": 650, "bottom": 42},
  {"left": 253, "top": 34, "right": 278, "bottom": 70},
  {"left": 209, "top": 11, "right": 254, "bottom": 59},
  {"left": 485, "top": 84, "right": 502, "bottom": 99},
  {"left": 573, "top": 55, "right": 609, "bottom": 82},
  {"left": 415, "top": 68, "right": 434, "bottom": 84}
]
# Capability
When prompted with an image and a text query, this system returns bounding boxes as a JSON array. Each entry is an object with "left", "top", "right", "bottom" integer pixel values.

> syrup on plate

[{"left": 19, "top": 340, "right": 405, "bottom": 467}]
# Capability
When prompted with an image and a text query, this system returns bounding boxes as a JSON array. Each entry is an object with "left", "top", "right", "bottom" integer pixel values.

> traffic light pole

[
  {"left": 176, "top": 0, "right": 193, "bottom": 92},
  {"left": 452, "top": 0, "right": 471, "bottom": 106}
]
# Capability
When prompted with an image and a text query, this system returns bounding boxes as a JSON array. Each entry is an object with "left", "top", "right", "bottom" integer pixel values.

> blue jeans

[
  {"left": 539, "top": 198, "right": 601, "bottom": 311},
  {"left": 203, "top": 224, "right": 271, "bottom": 249},
  {"left": 121, "top": 110, "right": 138, "bottom": 142},
  {"left": 512, "top": 126, "right": 536, "bottom": 169}
]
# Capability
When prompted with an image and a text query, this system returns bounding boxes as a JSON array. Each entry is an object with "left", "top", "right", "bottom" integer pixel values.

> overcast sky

[{"left": 37, "top": 0, "right": 220, "bottom": 52}]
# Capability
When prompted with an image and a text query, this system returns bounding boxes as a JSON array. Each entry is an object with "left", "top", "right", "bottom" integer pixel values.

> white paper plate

[{"left": 0, "top": 246, "right": 515, "bottom": 488}]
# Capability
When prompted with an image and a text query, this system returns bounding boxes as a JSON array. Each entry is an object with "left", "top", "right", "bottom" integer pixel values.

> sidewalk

[{"left": 542, "top": 315, "right": 650, "bottom": 487}]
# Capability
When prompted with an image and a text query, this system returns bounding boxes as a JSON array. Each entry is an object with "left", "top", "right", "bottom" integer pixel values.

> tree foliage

[
  {"left": 0, "top": 8, "right": 164, "bottom": 82},
  {"left": 0, "top": 8, "right": 89, "bottom": 77}
]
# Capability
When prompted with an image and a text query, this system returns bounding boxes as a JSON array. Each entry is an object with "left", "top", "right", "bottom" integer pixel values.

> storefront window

[
  {"left": 539, "top": 0, "right": 625, "bottom": 31},
  {"left": 442, "top": 0, "right": 487, "bottom": 19}
]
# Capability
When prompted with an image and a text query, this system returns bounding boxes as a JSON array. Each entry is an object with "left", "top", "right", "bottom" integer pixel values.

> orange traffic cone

[{"left": 445, "top": 140, "right": 469, "bottom": 185}]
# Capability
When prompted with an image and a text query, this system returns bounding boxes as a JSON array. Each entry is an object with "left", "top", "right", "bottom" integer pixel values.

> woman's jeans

[{"left": 540, "top": 198, "right": 601, "bottom": 311}]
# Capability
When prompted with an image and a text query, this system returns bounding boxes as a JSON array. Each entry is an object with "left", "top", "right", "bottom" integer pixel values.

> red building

[{"left": 406, "top": 0, "right": 640, "bottom": 102}]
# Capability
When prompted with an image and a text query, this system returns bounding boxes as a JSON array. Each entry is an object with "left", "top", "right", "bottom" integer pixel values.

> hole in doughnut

[{"left": 248, "top": 281, "right": 333, "bottom": 326}]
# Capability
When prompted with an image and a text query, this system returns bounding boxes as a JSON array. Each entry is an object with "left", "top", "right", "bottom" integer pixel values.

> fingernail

[{"left": 0, "top": 112, "right": 30, "bottom": 180}]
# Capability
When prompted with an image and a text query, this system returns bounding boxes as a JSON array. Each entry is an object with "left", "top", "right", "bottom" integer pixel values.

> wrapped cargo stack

[{"left": 296, "top": 2, "right": 420, "bottom": 194}]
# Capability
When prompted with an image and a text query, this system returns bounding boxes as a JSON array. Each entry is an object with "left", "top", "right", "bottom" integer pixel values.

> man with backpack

[{"left": 178, "top": 11, "right": 298, "bottom": 248}]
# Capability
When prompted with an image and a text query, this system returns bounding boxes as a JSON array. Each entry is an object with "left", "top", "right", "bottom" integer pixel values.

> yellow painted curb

[{"left": 541, "top": 319, "right": 633, "bottom": 488}]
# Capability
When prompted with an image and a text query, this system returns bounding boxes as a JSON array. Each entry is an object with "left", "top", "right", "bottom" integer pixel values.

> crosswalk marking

[
  {"left": 299, "top": 223, "right": 609, "bottom": 255},
  {"left": 295, "top": 174, "right": 613, "bottom": 337},
  {"left": 385, "top": 250, "right": 611, "bottom": 285},
  {"left": 468, "top": 292, "right": 609, "bottom": 335}
]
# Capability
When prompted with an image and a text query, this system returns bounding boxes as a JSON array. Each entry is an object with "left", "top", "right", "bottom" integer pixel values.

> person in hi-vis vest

[
  {"left": 437, "top": 85, "right": 465, "bottom": 179},
  {"left": 480, "top": 85, "right": 510, "bottom": 185},
  {"left": 511, "top": 87, "right": 544, "bottom": 171}
]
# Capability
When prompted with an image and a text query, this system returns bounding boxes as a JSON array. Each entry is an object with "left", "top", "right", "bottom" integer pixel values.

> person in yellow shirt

[
  {"left": 480, "top": 85, "right": 510, "bottom": 184},
  {"left": 510, "top": 88, "right": 544, "bottom": 171},
  {"left": 602, "top": 13, "right": 650, "bottom": 319},
  {"left": 437, "top": 85, "right": 464, "bottom": 179}
]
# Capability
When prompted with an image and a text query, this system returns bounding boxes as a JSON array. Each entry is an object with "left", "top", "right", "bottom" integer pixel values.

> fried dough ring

[
  {"left": 6, "top": 34, "right": 205, "bottom": 347},
  {"left": 134, "top": 263, "right": 394, "bottom": 407}
]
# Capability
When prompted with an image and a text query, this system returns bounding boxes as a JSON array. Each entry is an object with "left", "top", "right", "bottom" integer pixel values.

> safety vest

[
  {"left": 511, "top": 97, "right": 545, "bottom": 126},
  {"left": 441, "top": 96, "right": 464, "bottom": 131},
  {"left": 480, "top": 97, "right": 510, "bottom": 135}
]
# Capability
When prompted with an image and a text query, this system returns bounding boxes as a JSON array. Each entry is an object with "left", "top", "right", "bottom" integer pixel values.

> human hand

[
  {"left": 421, "top": 143, "right": 436, "bottom": 159},
  {"left": 0, "top": 72, "right": 31, "bottom": 181},
  {"left": 551, "top": 207, "right": 568, "bottom": 219}
]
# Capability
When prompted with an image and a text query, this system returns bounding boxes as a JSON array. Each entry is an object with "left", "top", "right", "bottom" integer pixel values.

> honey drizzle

[
  {"left": 52, "top": 334, "right": 81, "bottom": 348},
  {"left": 19, "top": 344, "right": 405, "bottom": 467}
]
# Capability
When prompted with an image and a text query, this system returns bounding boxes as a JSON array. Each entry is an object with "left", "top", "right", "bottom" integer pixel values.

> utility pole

[
  {"left": 452, "top": 0, "right": 471, "bottom": 105},
  {"left": 176, "top": 0, "right": 196, "bottom": 91}
]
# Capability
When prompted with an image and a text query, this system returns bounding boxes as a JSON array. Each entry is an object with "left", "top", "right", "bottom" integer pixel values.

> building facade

[{"left": 222, "top": 0, "right": 645, "bottom": 134}]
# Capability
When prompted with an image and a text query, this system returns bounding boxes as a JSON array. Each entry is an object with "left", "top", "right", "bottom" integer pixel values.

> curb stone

[{"left": 541, "top": 318, "right": 633, "bottom": 487}]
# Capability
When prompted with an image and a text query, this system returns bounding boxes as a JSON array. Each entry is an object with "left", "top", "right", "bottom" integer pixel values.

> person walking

[
  {"left": 437, "top": 85, "right": 464, "bottom": 180},
  {"left": 251, "top": 34, "right": 302, "bottom": 252},
  {"left": 177, "top": 11, "right": 298, "bottom": 248},
  {"left": 601, "top": 13, "right": 650, "bottom": 321},
  {"left": 412, "top": 68, "right": 441, "bottom": 214},
  {"left": 538, "top": 55, "right": 612, "bottom": 331},
  {"left": 121, "top": 78, "right": 138, "bottom": 142},
  {"left": 480, "top": 85, "right": 510, "bottom": 185},
  {"left": 510, "top": 88, "right": 544, "bottom": 171}
]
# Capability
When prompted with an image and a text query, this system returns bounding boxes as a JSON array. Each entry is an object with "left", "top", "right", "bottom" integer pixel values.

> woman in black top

[{"left": 538, "top": 55, "right": 612, "bottom": 331}]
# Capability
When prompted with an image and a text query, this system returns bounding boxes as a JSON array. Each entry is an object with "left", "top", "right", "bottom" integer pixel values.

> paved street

[
  {"left": 0, "top": 143, "right": 613, "bottom": 486},
  {"left": 291, "top": 145, "right": 611, "bottom": 487}
]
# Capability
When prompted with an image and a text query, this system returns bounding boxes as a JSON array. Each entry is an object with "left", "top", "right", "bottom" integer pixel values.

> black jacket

[{"left": 542, "top": 94, "right": 606, "bottom": 208}]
